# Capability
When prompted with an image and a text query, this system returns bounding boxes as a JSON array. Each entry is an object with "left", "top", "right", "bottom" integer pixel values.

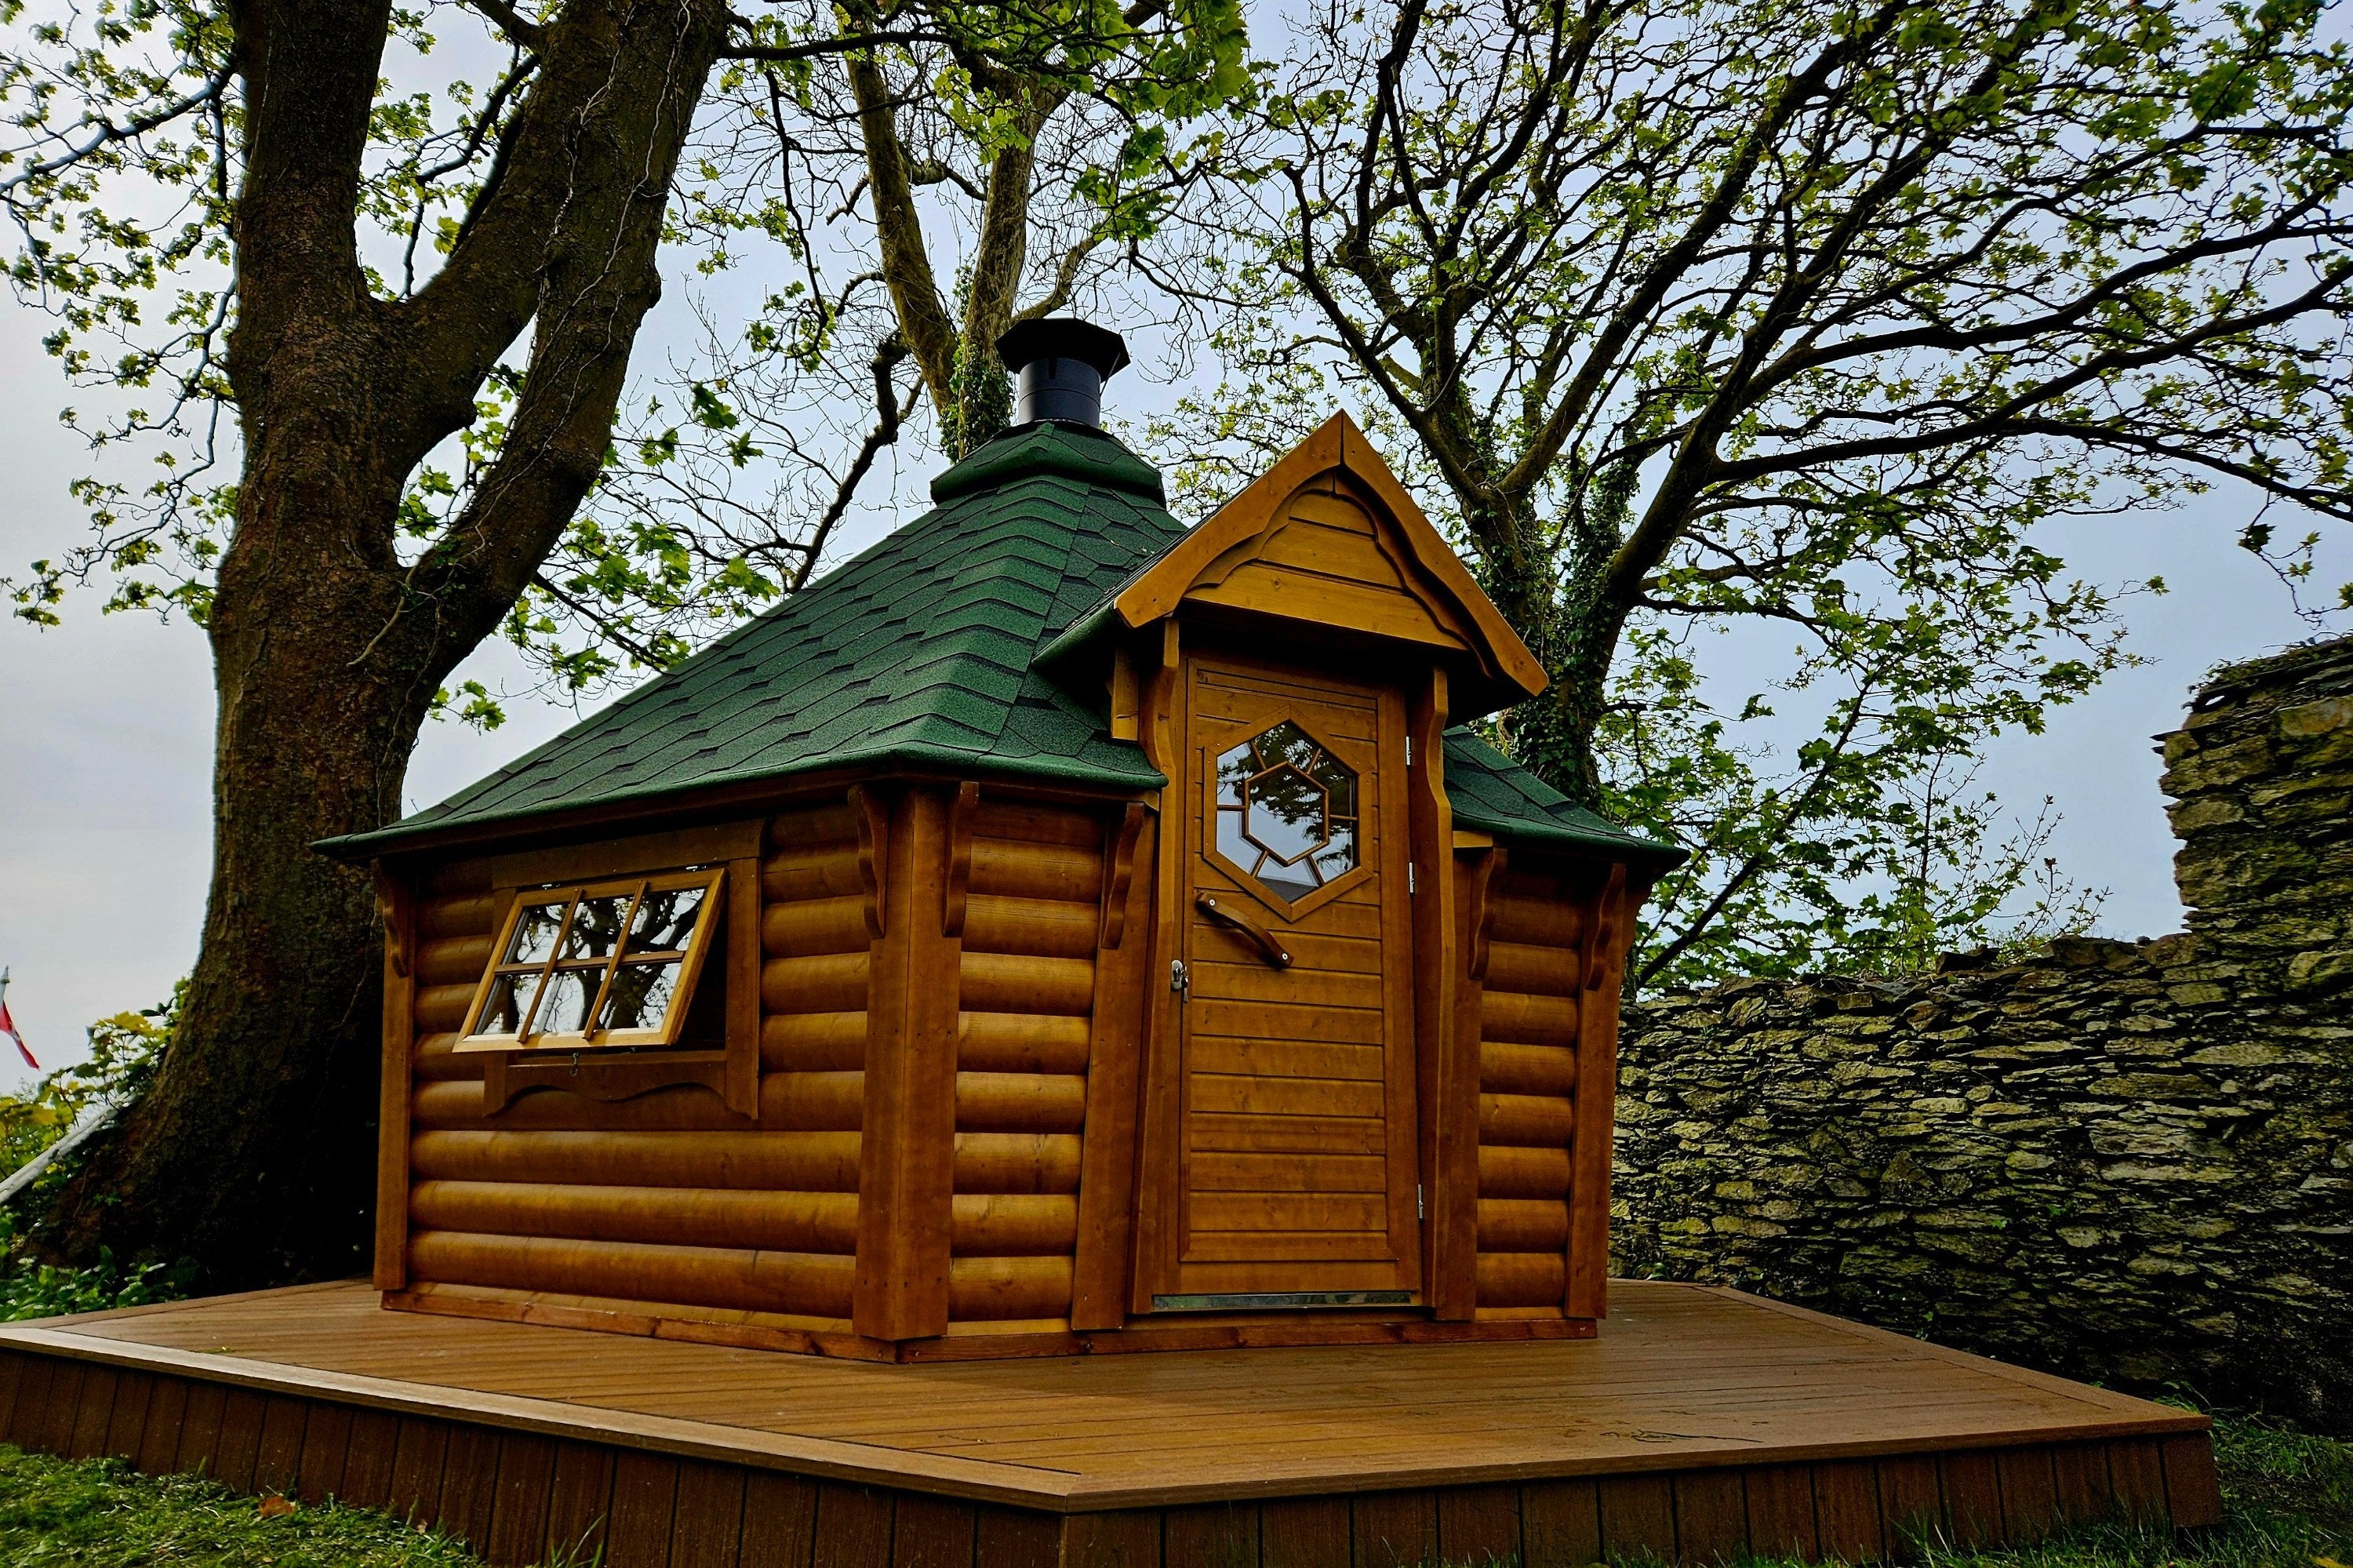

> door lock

[{"left": 1170, "top": 959, "right": 1190, "bottom": 997}]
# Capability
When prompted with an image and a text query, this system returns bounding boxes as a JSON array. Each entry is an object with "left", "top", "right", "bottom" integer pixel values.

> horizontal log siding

[
  {"left": 1474, "top": 861, "right": 1584, "bottom": 1313},
  {"left": 948, "top": 801, "right": 1100, "bottom": 1325},
  {"left": 402, "top": 806, "right": 863, "bottom": 1328}
]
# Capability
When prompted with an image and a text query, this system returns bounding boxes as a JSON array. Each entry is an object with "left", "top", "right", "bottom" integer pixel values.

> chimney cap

[{"left": 997, "top": 318, "right": 1130, "bottom": 380}]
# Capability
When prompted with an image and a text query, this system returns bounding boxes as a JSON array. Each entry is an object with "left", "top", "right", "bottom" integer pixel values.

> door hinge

[
  {"left": 1170, "top": 959, "right": 1190, "bottom": 998},
  {"left": 1405, "top": 735, "right": 1413, "bottom": 766},
  {"left": 1417, "top": 1183, "right": 1425, "bottom": 1221},
  {"left": 1409, "top": 863, "right": 1417, "bottom": 894}
]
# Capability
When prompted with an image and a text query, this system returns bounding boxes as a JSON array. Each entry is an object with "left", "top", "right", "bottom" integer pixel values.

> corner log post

[
  {"left": 854, "top": 784, "right": 965, "bottom": 1341},
  {"left": 1071, "top": 804, "right": 1156, "bottom": 1330},
  {"left": 1566, "top": 863, "right": 1629, "bottom": 1318},
  {"left": 1407, "top": 670, "right": 1478, "bottom": 1320},
  {"left": 373, "top": 862, "right": 417, "bottom": 1292}
]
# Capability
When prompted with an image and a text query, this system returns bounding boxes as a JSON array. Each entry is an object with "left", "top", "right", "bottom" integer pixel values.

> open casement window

[{"left": 456, "top": 868, "right": 726, "bottom": 1052}]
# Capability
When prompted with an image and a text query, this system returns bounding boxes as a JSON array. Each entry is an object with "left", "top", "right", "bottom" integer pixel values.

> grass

[
  {"left": 0, "top": 1413, "right": 2342, "bottom": 1566},
  {"left": 0, "top": 1444, "right": 543, "bottom": 1566}
]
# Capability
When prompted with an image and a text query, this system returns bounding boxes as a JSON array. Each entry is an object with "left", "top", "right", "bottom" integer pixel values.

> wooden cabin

[{"left": 325, "top": 321, "right": 1683, "bottom": 1362}]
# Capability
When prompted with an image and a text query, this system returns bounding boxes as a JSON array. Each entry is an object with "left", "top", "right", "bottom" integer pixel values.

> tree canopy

[{"left": 1154, "top": 0, "right": 2353, "bottom": 983}]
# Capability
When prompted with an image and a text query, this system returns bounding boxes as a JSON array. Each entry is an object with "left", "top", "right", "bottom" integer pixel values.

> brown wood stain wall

[
  {"left": 948, "top": 800, "right": 1106, "bottom": 1327},
  {"left": 1472, "top": 856, "right": 1589, "bottom": 1316}
]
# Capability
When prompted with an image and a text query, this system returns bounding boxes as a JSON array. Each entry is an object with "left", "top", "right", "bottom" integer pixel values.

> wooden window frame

[{"left": 454, "top": 867, "right": 727, "bottom": 1053}]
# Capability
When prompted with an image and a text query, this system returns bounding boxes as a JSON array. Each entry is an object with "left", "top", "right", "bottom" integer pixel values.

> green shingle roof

[
  {"left": 1444, "top": 730, "right": 1681, "bottom": 868},
  {"left": 323, "top": 422, "right": 1682, "bottom": 874}
]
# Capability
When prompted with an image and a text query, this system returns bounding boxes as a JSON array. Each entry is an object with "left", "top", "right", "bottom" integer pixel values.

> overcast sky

[{"left": 3, "top": 155, "right": 2349, "bottom": 1095}]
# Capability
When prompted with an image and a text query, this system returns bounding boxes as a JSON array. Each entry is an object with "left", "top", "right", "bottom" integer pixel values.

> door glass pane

[
  {"left": 560, "top": 894, "right": 633, "bottom": 961},
  {"left": 504, "top": 899, "right": 568, "bottom": 966},
  {"left": 599, "top": 960, "right": 682, "bottom": 1033},
  {"left": 533, "top": 966, "right": 603, "bottom": 1035},
  {"left": 1216, "top": 721, "right": 1361, "bottom": 900},
  {"left": 627, "top": 883, "right": 708, "bottom": 954}
]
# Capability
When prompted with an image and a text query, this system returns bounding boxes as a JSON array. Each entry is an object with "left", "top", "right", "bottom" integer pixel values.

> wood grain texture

[
  {"left": 342, "top": 1408, "right": 402, "bottom": 1509},
  {"left": 1, "top": 1276, "right": 2211, "bottom": 1564},
  {"left": 739, "top": 1469, "right": 819, "bottom": 1568},
  {"left": 1939, "top": 1450, "right": 2004, "bottom": 1548},
  {"left": 1565, "top": 864, "right": 1627, "bottom": 1319},
  {"left": 379, "top": 863, "right": 422, "bottom": 1290},
  {"left": 253, "top": 1394, "right": 310, "bottom": 1494},
  {"left": 1436, "top": 1483, "right": 1520, "bottom": 1565},
  {"left": 606, "top": 1449, "right": 683, "bottom": 1568},
  {"left": 1353, "top": 1489, "right": 1437, "bottom": 1568},
  {"left": 856, "top": 785, "right": 963, "bottom": 1341},
  {"left": 1672, "top": 1469, "right": 1748, "bottom": 1566},
  {"left": 485, "top": 1432, "right": 559, "bottom": 1563},
  {"left": 1164, "top": 1501, "right": 1259, "bottom": 1568},
  {"left": 293, "top": 1398, "right": 351, "bottom": 1502},
  {"left": 1522, "top": 1477, "right": 1602, "bottom": 1568},
  {"left": 1071, "top": 811, "right": 1157, "bottom": 1331},
  {"left": 671, "top": 1457, "right": 751, "bottom": 1568},
  {"left": 1598, "top": 1474, "right": 1678, "bottom": 1562},
  {"left": 1263, "top": 1495, "right": 1352, "bottom": 1568},
  {"left": 813, "top": 1482, "right": 893, "bottom": 1568},
  {"left": 1744, "top": 1463, "right": 1820, "bottom": 1561},
  {"left": 1811, "top": 1460, "right": 1882, "bottom": 1564},
  {"left": 2161, "top": 1432, "right": 2224, "bottom": 1527}
]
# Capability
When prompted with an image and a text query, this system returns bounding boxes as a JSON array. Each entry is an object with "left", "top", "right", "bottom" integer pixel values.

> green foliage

[
  {"left": 1157, "top": 0, "right": 2353, "bottom": 985},
  {"left": 0, "top": 989, "right": 175, "bottom": 1179},
  {"left": 0, "top": 1446, "right": 534, "bottom": 1566},
  {"left": 0, "top": 0, "right": 1253, "bottom": 708},
  {"left": 0, "top": 987, "right": 191, "bottom": 1321}
]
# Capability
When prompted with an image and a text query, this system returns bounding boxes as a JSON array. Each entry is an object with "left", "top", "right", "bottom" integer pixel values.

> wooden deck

[{"left": 0, "top": 1279, "right": 2218, "bottom": 1566}]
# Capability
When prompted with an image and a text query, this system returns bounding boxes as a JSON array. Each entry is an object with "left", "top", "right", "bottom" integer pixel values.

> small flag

[{"left": 0, "top": 969, "right": 38, "bottom": 1071}]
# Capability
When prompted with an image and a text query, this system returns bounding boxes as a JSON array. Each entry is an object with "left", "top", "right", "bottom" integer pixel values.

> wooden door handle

[{"left": 1195, "top": 894, "right": 1292, "bottom": 970}]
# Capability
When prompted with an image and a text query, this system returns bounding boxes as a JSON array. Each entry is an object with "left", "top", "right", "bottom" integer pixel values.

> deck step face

[{"left": 0, "top": 1279, "right": 2220, "bottom": 1566}]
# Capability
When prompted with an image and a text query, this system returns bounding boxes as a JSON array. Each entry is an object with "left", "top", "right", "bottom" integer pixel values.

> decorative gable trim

[{"left": 1110, "top": 413, "right": 1547, "bottom": 707}]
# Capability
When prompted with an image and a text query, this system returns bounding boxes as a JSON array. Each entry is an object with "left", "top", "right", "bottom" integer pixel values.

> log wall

[
  {"left": 1471, "top": 857, "right": 1590, "bottom": 1315},
  {"left": 398, "top": 805, "right": 867, "bottom": 1331},
  {"left": 948, "top": 801, "right": 1104, "bottom": 1327}
]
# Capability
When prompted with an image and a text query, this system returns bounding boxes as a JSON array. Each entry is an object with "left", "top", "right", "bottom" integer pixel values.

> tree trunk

[{"left": 35, "top": 0, "right": 728, "bottom": 1286}]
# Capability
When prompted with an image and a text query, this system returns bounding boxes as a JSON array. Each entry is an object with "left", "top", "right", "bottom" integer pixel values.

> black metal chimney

[{"left": 997, "top": 318, "right": 1130, "bottom": 429}]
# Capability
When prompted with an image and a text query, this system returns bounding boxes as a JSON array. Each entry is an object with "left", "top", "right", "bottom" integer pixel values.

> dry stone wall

[{"left": 1615, "top": 633, "right": 2353, "bottom": 1426}]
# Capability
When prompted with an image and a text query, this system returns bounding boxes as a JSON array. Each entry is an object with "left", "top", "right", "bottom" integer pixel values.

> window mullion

[
  {"left": 583, "top": 879, "right": 648, "bottom": 1043},
  {"left": 518, "top": 891, "right": 580, "bottom": 1045}
]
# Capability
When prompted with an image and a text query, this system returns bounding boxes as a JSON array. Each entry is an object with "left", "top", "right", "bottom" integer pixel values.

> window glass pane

[
  {"left": 504, "top": 900, "right": 568, "bottom": 966},
  {"left": 533, "top": 966, "right": 603, "bottom": 1035},
  {"left": 475, "top": 972, "right": 540, "bottom": 1037},
  {"left": 627, "top": 883, "right": 708, "bottom": 954},
  {"left": 598, "top": 960, "right": 682, "bottom": 1033},
  {"left": 559, "top": 895, "right": 633, "bottom": 961}
]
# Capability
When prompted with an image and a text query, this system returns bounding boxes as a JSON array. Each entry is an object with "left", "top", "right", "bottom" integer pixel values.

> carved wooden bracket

[
  {"left": 944, "top": 780, "right": 980, "bottom": 937},
  {"left": 849, "top": 784, "right": 890, "bottom": 939},
  {"left": 1099, "top": 802, "right": 1148, "bottom": 950},
  {"left": 1461, "top": 846, "right": 1505, "bottom": 983},
  {"left": 1582, "top": 862, "right": 1627, "bottom": 992},
  {"left": 375, "top": 864, "right": 410, "bottom": 980}
]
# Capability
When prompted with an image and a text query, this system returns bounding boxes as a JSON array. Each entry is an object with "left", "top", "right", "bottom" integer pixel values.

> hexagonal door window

[{"left": 1213, "top": 721, "right": 1360, "bottom": 902}]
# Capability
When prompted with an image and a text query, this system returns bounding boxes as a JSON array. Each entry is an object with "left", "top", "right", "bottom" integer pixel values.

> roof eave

[{"left": 316, "top": 740, "right": 1166, "bottom": 863}]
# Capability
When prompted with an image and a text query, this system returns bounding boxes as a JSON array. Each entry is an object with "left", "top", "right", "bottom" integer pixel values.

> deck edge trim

[{"left": 0, "top": 1324, "right": 1088, "bottom": 1508}]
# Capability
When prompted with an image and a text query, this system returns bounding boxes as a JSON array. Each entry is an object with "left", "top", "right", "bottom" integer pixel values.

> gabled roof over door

[{"left": 1060, "top": 413, "right": 1547, "bottom": 719}]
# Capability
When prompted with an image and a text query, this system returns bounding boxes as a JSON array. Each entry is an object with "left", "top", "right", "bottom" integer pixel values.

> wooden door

[{"left": 1159, "top": 653, "right": 1422, "bottom": 1306}]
